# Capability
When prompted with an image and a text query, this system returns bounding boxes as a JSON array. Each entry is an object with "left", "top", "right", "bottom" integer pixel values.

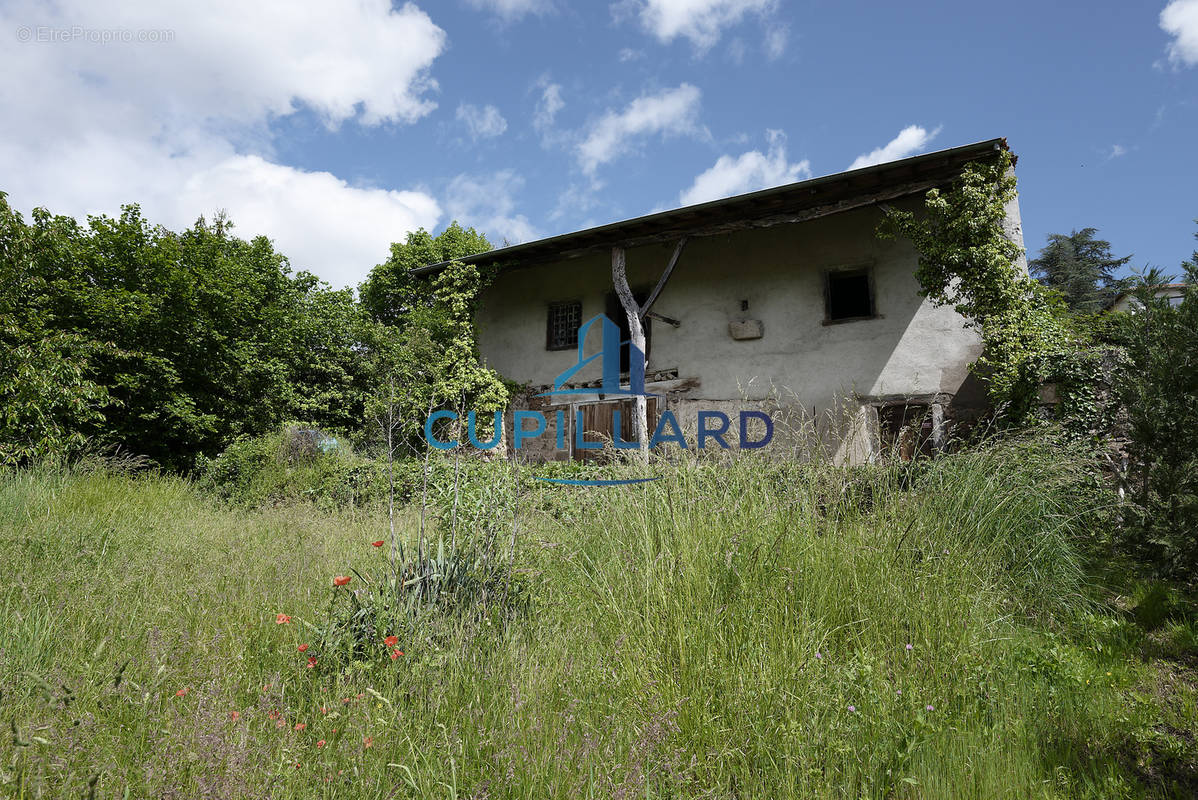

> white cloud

[
  {"left": 625, "top": 0, "right": 776, "bottom": 50},
  {"left": 465, "top": 0, "right": 553, "bottom": 20},
  {"left": 618, "top": 47, "right": 644, "bottom": 61},
  {"left": 445, "top": 171, "right": 539, "bottom": 246},
  {"left": 1107, "top": 144, "right": 1128, "bottom": 160},
  {"left": 0, "top": 0, "right": 448, "bottom": 287},
  {"left": 533, "top": 79, "right": 565, "bottom": 134},
  {"left": 679, "top": 129, "right": 810, "bottom": 205},
  {"left": 456, "top": 103, "right": 508, "bottom": 140},
  {"left": 1161, "top": 0, "right": 1198, "bottom": 66},
  {"left": 848, "top": 125, "right": 942, "bottom": 170},
  {"left": 763, "top": 24, "right": 788, "bottom": 59},
  {"left": 577, "top": 83, "right": 704, "bottom": 175}
]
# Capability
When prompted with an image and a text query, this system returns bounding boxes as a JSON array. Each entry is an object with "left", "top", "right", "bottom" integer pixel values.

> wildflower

[
  {"left": 384, "top": 635, "right": 399, "bottom": 647},
  {"left": 320, "top": 706, "right": 328, "bottom": 715},
  {"left": 297, "top": 643, "right": 309, "bottom": 653},
  {"left": 926, "top": 705, "right": 934, "bottom": 712},
  {"left": 316, "top": 739, "right": 326, "bottom": 748},
  {"left": 390, "top": 648, "right": 401, "bottom": 660},
  {"left": 276, "top": 613, "right": 292, "bottom": 624},
  {"left": 307, "top": 656, "right": 318, "bottom": 669},
  {"left": 276, "top": 720, "right": 286, "bottom": 729},
  {"left": 815, "top": 652, "right": 822, "bottom": 659},
  {"left": 363, "top": 736, "right": 374, "bottom": 748},
  {"left": 295, "top": 723, "right": 307, "bottom": 731},
  {"left": 262, "top": 684, "right": 272, "bottom": 692},
  {"left": 847, "top": 705, "right": 856, "bottom": 713},
  {"left": 896, "top": 690, "right": 902, "bottom": 696},
  {"left": 905, "top": 643, "right": 913, "bottom": 651},
  {"left": 175, "top": 688, "right": 189, "bottom": 697},
  {"left": 229, "top": 711, "right": 240, "bottom": 721},
  {"left": 333, "top": 576, "right": 351, "bottom": 587},
  {"left": 356, "top": 693, "right": 364, "bottom": 699},
  {"left": 295, "top": 762, "right": 301, "bottom": 769},
  {"left": 371, "top": 540, "right": 384, "bottom": 548},
  {"left": 269, "top": 710, "right": 281, "bottom": 720},
  {"left": 342, "top": 697, "right": 352, "bottom": 704}
]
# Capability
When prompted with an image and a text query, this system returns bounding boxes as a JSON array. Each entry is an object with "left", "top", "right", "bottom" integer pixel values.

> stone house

[{"left": 415, "top": 139, "right": 1026, "bottom": 463}]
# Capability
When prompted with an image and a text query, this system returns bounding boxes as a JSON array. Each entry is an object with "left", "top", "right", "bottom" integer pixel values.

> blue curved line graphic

[{"left": 535, "top": 476, "right": 661, "bottom": 486}]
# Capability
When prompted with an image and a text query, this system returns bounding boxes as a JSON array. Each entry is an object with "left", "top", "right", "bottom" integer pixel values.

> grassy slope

[{"left": 1, "top": 443, "right": 1195, "bottom": 799}]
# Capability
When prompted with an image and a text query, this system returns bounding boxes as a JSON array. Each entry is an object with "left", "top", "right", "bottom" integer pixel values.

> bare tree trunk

[{"left": 611, "top": 246, "right": 649, "bottom": 464}]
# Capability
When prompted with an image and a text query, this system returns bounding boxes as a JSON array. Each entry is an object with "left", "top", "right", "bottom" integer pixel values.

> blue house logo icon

[{"left": 537, "top": 314, "right": 656, "bottom": 400}]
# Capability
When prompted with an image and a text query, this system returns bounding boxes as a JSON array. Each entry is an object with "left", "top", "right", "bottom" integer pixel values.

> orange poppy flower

[
  {"left": 297, "top": 643, "right": 309, "bottom": 652},
  {"left": 276, "top": 613, "right": 292, "bottom": 624},
  {"left": 384, "top": 635, "right": 398, "bottom": 647},
  {"left": 371, "top": 540, "right": 384, "bottom": 548},
  {"left": 333, "top": 576, "right": 351, "bottom": 587}
]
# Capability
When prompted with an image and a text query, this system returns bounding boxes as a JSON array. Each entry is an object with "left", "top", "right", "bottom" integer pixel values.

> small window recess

[
  {"left": 824, "top": 268, "right": 876, "bottom": 324},
  {"left": 546, "top": 300, "right": 582, "bottom": 351}
]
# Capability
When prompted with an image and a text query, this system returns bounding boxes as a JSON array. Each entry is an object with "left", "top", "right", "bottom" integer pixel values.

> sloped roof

[{"left": 413, "top": 137, "right": 1011, "bottom": 276}]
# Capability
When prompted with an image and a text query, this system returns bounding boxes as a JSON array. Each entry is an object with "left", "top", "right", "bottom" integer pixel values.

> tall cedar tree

[{"left": 1029, "top": 228, "right": 1131, "bottom": 312}]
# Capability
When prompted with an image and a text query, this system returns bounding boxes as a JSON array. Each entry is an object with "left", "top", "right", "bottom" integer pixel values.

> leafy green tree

[
  {"left": 0, "top": 195, "right": 394, "bottom": 470},
  {"left": 1112, "top": 225, "right": 1198, "bottom": 574},
  {"left": 359, "top": 223, "right": 491, "bottom": 327},
  {"left": 1029, "top": 228, "right": 1131, "bottom": 312}
]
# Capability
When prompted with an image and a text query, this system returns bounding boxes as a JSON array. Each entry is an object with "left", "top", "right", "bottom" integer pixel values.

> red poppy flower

[
  {"left": 295, "top": 722, "right": 306, "bottom": 731},
  {"left": 276, "top": 613, "right": 292, "bottom": 624},
  {"left": 306, "top": 655, "right": 318, "bottom": 669},
  {"left": 229, "top": 711, "right": 240, "bottom": 721},
  {"left": 316, "top": 739, "right": 326, "bottom": 748},
  {"left": 383, "top": 635, "right": 398, "bottom": 647},
  {"left": 297, "top": 643, "right": 309, "bottom": 652},
  {"left": 333, "top": 576, "right": 351, "bottom": 586},
  {"left": 175, "top": 687, "right": 189, "bottom": 697},
  {"left": 362, "top": 736, "right": 374, "bottom": 748},
  {"left": 371, "top": 540, "right": 384, "bottom": 548},
  {"left": 390, "top": 648, "right": 400, "bottom": 660},
  {"left": 268, "top": 710, "right": 281, "bottom": 720}
]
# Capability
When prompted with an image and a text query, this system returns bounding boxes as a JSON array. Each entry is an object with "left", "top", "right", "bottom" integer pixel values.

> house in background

[
  {"left": 415, "top": 139, "right": 1025, "bottom": 463},
  {"left": 1108, "top": 283, "right": 1188, "bottom": 313}
]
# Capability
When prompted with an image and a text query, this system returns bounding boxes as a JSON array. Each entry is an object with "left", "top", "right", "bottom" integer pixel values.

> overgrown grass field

[{"left": 2, "top": 441, "right": 1196, "bottom": 798}]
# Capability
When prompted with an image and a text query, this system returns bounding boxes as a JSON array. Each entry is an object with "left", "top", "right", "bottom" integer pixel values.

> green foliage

[
  {"left": 358, "top": 222, "right": 491, "bottom": 328},
  {"left": 1108, "top": 241, "right": 1198, "bottom": 575},
  {"left": 1030, "top": 227, "right": 1133, "bottom": 312},
  {"left": 0, "top": 194, "right": 396, "bottom": 470},
  {"left": 879, "top": 152, "right": 1074, "bottom": 419},
  {"left": 8, "top": 438, "right": 1198, "bottom": 798},
  {"left": 198, "top": 426, "right": 389, "bottom": 509}
]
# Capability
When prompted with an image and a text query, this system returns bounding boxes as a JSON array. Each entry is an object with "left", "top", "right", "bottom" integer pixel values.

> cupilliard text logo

[{"left": 424, "top": 314, "right": 773, "bottom": 486}]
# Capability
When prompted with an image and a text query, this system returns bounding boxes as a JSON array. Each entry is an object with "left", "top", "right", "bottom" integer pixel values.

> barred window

[{"left": 546, "top": 301, "right": 582, "bottom": 350}]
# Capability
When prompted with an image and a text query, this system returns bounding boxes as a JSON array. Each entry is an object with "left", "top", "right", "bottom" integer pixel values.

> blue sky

[{"left": 2, "top": 0, "right": 1196, "bottom": 288}]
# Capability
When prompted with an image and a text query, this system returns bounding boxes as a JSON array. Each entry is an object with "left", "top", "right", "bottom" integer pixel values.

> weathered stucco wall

[{"left": 476, "top": 204, "right": 983, "bottom": 421}]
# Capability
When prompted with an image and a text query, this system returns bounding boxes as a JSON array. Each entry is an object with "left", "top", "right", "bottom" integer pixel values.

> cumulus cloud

[
  {"left": 577, "top": 83, "right": 704, "bottom": 175},
  {"left": 456, "top": 103, "right": 508, "bottom": 140},
  {"left": 0, "top": 0, "right": 448, "bottom": 287},
  {"left": 445, "top": 171, "right": 539, "bottom": 246},
  {"left": 679, "top": 129, "right": 810, "bottom": 205},
  {"left": 623, "top": 0, "right": 776, "bottom": 50},
  {"left": 1161, "top": 0, "right": 1198, "bottom": 66},
  {"left": 848, "top": 125, "right": 942, "bottom": 170},
  {"left": 465, "top": 0, "right": 554, "bottom": 20}
]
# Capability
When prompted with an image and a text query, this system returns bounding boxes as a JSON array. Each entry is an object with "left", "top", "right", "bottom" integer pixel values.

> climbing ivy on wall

[{"left": 879, "top": 150, "right": 1073, "bottom": 421}]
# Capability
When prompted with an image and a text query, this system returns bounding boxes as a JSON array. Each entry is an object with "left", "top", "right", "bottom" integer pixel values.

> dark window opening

[
  {"left": 826, "top": 270, "right": 874, "bottom": 322},
  {"left": 605, "top": 291, "right": 652, "bottom": 373},
  {"left": 546, "top": 301, "right": 582, "bottom": 350}
]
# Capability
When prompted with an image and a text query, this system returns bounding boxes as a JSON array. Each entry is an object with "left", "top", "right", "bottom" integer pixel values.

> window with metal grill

[{"left": 546, "top": 301, "right": 582, "bottom": 350}]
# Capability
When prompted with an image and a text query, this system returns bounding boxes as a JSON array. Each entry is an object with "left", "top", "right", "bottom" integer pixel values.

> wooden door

[{"left": 576, "top": 398, "right": 660, "bottom": 462}]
